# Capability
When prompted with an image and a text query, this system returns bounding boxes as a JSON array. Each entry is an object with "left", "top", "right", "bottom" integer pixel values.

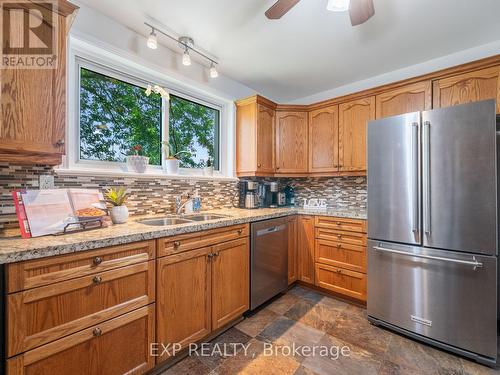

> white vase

[
  {"left": 126, "top": 155, "right": 149, "bottom": 173},
  {"left": 203, "top": 166, "right": 214, "bottom": 176},
  {"left": 110, "top": 205, "right": 129, "bottom": 224},
  {"left": 164, "top": 158, "right": 179, "bottom": 174}
]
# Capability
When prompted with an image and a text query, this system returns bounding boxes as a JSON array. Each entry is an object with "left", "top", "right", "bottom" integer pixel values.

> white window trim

[{"left": 61, "top": 35, "right": 235, "bottom": 181}]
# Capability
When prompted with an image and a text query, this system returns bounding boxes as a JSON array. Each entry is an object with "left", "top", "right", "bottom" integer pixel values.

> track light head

[{"left": 147, "top": 28, "right": 158, "bottom": 49}]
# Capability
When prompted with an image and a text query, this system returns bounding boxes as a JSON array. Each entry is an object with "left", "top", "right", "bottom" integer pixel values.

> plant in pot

[
  {"left": 105, "top": 187, "right": 129, "bottom": 224},
  {"left": 126, "top": 145, "right": 149, "bottom": 173},
  {"left": 203, "top": 157, "right": 214, "bottom": 176},
  {"left": 162, "top": 141, "right": 190, "bottom": 175}
]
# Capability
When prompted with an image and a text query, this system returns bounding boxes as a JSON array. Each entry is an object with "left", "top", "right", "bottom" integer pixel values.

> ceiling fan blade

[
  {"left": 349, "top": 0, "right": 375, "bottom": 26},
  {"left": 265, "top": 0, "right": 301, "bottom": 19}
]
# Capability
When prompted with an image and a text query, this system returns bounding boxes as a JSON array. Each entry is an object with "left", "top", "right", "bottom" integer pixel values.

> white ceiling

[{"left": 76, "top": 0, "right": 500, "bottom": 102}]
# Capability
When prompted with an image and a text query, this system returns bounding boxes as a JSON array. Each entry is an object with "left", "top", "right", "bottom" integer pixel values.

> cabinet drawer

[
  {"left": 315, "top": 239, "right": 366, "bottom": 273},
  {"left": 315, "top": 263, "right": 367, "bottom": 301},
  {"left": 158, "top": 224, "right": 249, "bottom": 257},
  {"left": 315, "top": 227, "right": 366, "bottom": 247},
  {"left": 315, "top": 216, "right": 366, "bottom": 233},
  {"left": 6, "top": 240, "right": 156, "bottom": 293},
  {"left": 7, "top": 305, "right": 155, "bottom": 375},
  {"left": 7, "top": 261, "right": 155, "bottom": 357}
]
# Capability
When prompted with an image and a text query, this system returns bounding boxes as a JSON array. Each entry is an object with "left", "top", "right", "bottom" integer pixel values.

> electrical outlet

[{"left": 39, "top": 175, "right": 55, "bottom": 189}]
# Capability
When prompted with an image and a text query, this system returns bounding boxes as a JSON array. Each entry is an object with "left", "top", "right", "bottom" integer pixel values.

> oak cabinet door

[
  {"left": 297, "top": 216, "right": 315, "bottom": 284},
  {"left": 375, "top": 81, "right": 432, "bottom": 119},
  {"left": 256, "top": 104, "right": 275, "bottom": 173},
  {"left": 308, "top": 106, "right": 339, "bottom": 173},
  {"left": 315, "top": 263, "right": 367, "bottom": 302},
  {"left": 275, "top": 111, "right": 308, "bottom": 173},
  {"left": 287, "top": 216, "right": 298, "bottom": 285},
  {"left": 156, "top": 248, "right": 212, "bottom": 363},
  {"left": 338, "top": 97, "right": 375, "bottom": 172},
  {"left": 433, "top": 66, "right": 500, "bottom": 114},
  {"left": 211, "top": 238, "right": 249, "bottom": 329}
]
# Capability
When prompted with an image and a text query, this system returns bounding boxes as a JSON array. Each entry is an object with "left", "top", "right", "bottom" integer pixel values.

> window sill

[{"left": 54, "top": 167, "right": 238, "bottom": 182}]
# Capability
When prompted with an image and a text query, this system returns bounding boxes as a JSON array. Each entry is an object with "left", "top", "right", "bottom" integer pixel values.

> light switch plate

[{"left": 39, "top": 175, "right": 55, "bottom": 189}]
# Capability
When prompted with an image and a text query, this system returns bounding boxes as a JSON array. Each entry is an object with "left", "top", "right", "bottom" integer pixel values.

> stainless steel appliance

[
  {"left": 264, "top": 182, "right": 279, "bottom": 208},
  {"left": 277, "top": 192, "right": 286, "bottom": 206},
  {"left": 237, "top": 180, "right": 260, "bottom": 209},
  {"left": 367, "top": 100, "right": 498, "bottom": 366},
  {"left": 250, "top": 217, "right": 288, "bottom": 309}
]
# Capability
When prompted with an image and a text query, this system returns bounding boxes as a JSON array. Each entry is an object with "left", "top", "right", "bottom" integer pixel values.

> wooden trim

[
  {"left": 0, "top": 151, "right": 62, "bottom": 165},
  {"left": 235, "top": 94, "right": 278, "bottom": 109}
]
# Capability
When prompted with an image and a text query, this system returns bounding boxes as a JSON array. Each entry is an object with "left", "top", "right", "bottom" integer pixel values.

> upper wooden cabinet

[
  {"left": 308, "top": 106, "right": 339, "bottom": 173},
  {"left": 0, "top": 1, "right": 78, "bottom": 165},
  {"left": 338, "top": 97, "right": 375, "bottom": 173},
  {"left": 236, "top": 95, "right": 276, "bottom": 176},
  {"left": 275, "top": 111, "right": 308, "bottom": 174},
  {"left": 375, "top": 81, "right": 432, "bottom": 119},
  {"left": 433, "top": 66, "right": 500, "bottom": 113}
]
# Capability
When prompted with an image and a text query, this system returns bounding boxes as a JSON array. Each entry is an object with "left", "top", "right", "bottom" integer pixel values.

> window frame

[{"left": 63, "top": 37, "right": 233, "bottom": 179}]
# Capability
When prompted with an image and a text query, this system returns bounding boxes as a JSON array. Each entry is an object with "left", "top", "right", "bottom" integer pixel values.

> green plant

[
  {"left": 161, "top": 141, "right": 191, "bottom": 160},
  {"left": 105, "top": 187, "right": 128, "bottom": 206}
]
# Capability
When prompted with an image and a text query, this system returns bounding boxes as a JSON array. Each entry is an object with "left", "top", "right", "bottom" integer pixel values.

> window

[{"left": 77, "top": 64, "right": 221, "bottom": 172}]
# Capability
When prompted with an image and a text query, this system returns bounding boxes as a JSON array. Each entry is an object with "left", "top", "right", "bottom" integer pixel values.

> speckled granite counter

[{"left": 0, "top": 207, "right": 366, "bottom": 264}]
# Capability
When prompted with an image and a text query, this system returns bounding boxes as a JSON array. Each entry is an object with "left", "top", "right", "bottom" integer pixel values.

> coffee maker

[
  {"left": 238, "top": 180, "right": 260, "bottom": 209},
  {"left": 264, "top": 182, "right": 279, "bottom": 208}
]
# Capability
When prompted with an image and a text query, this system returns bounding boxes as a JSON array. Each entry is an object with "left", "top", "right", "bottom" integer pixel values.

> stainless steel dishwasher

[{"left": 250, "top": 217, "right": 288, "bottom": 310}]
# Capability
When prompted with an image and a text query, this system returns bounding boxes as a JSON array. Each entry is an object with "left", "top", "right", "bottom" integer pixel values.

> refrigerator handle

[
  {"left": 423, "top": 121, "right": 431, "bottom": 235},
  {"left": 411, "top": 122, "right": 419, "bottom": 234}
]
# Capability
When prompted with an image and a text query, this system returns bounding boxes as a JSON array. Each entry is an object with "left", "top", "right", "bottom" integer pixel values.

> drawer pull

[
  {"left": 93, "top": 256, "right": 103, "bottom": 265},
  {"left": 173, "top": 241, "right": 181, "bottom": 248},
  {"left": 336, "top": 222, "right": 342, "bottom": 225},
  {"left": 93, "top": 327, "right": 102, "bottom": 337},
  {"left": 213, "top": 252, "right": 220, "bottom": 257},
  {"left": 337, "top": 269, "right": 342, "bottom": 274},
  {"left": 208, "top": 253, "right": 214, "bottom": 259},
  {"left": 337, "top": 244, "right": 342, "bottom": 249},
  {"left": 337, "top": 235, "right": 342, "bottom": 239},
  {"left": 92, "top": 276, "right": 102, "bottom": 285},
  {"left": 237, "top": 229, "right": 243, "bottom": 235}
]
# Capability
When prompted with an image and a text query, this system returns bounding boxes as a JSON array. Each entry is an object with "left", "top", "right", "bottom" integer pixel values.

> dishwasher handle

[{"left": 256, "top": 224, "right": 286, "bottom": 237}]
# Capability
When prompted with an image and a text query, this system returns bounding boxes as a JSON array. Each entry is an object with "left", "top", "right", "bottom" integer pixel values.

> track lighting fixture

[
  {"left": 209, "top": 62, "right": 218, "bottom": 78},
  {"left": 182, "top": 48, "right": 191, "bottom": 66},
  {"left": 147, "top": 29, "right": 158, "bottom": 49}
]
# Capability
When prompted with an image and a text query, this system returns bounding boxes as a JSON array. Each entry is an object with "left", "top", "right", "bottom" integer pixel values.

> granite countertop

[{"left": 0, "top": 207, "right": 366, "bottom": 264}]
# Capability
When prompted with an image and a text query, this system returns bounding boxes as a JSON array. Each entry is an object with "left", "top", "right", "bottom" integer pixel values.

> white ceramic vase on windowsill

[
  {"left": 126, "top": 155, "right": 149, "bottom": 173},
  {"left": 164, "top": 158, "right": 180, "bottom": 174}
]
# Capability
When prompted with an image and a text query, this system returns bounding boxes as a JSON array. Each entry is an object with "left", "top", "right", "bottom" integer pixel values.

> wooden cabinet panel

[
  {"left": 433, "top": 66, "right": 500, "bottom": 113},
  {"left": 375, "top": 81, "right": 432, "bottom": 119},
  {"left": 7, "top": 305, "right": 155, "bottom": 375},
  {"left": 156, "top": 248, "right": 211, "bottom": 363},
  {"left": 236, "top": 100, "right": 257, "bottom": 174},
  {"left": 314, "top": 216, "right": 366, "bottom": 233},
  {"left": 315, "top": 239, "right": 366, "bottom": 273},
  {"left": 7, "top": 261, "right": 154, "bottom": 356},
  {"left": 315, "top": 227, "right": 367, "bottom": 247},
  {"left": 315, "top": 263, "right": 366, "bottom": 301},
  {"left": 256, "top": 104, "right": 275, "bottom": 173},
  {"left": 287, "top": 216, "right": 298, "bottom": 285},
  {"left": 275, "top": 111, "right": 308, "bottom": 173},
  {"left": 308, "top": 106, "right": 339, "bottom": 173},
  {"left": 211, "top": 238, "right": 249, "bottom": 329},
  {"left": 338, "top": 97, "right": 375, "bottom": 172},
  {"left": 6, "top": 240, "right": 155, "bottom": 293},
  {"left": 297, "top": 216, "right": 315, "bottom": 284},
  {"left": 157, "top": 224, "right": 248, "bottom": 257}
]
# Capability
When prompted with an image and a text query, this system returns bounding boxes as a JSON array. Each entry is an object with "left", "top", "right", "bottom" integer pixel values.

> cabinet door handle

[
  {"left": 213, "top": 252, "right": 219, "bottom": 257},
  {"left": 93, "top": 256, "right": 102, "bottom": 265},
  {"left": 237, "top": 229, "right": 243, "bottom": 235},
  {"left": 337, "top": 235, "right": 342, "bottom": 239},
  {"left": 257, "top": 163, "right": 262, "bottom": 168},
  {"left": 276, "top": 166, "right": 280, "bottom": 170},
  {"left": 93, "top": 327, "right": 102, "bottom": 337},
  {"left": 173, "top": 241, "right": 181, "bottom": 248},
  {"left": 337, "top": 244, "right": 342, "bottom": 249},
  {"left": 55, "top": 139, "right": 65, "bottom": 147},
  {"left": 92, "top": 276, "right": 102, "bottom": 285},
  {"left": 207, "top": 253, "right": 214, "bottom": 260}
]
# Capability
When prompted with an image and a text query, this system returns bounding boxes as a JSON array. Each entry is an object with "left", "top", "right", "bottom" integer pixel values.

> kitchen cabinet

[
  {"left": 287, "top": 215, "right": 298, "bottom": 285},
  {"left": 297, "top": 215, "right": 315, "bottom": 284},
  {"left": 315, "top": 263, "right": 367, "bottom": 301},
  {"left": 308, "top": 106, "right": 339, "bottom": 173},
  {"left": 0, "top": 1, "right": 78, "bottom": 165},
  {"left": 236, "top": 95, "right": 276, "bottom": 176},
  {"left": 338, "top": 97, "right": 375, "bottom": 173},
  {"left": 375, "top": 81, "right": 432, "bottom": 119},
  {"left": 275, "top": 111, "right": 308, "bottom": 174},
  {"left": 432, "top": 66, "right": 500, "bottom": 113}
]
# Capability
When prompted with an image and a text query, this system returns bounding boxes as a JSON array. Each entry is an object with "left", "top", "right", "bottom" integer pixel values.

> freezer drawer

[{"left": 368, "top": 240, "right": 497, "bottom": 360}]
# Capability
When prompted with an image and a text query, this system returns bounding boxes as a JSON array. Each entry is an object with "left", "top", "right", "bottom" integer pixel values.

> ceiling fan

[{"left": 265, "top": 0, "right": 375, "bottom": 26}]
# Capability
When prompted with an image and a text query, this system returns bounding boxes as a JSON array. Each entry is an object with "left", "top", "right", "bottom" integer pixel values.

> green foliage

[{"left": 104, "top": 186, "right": 128, "bottom": 206}]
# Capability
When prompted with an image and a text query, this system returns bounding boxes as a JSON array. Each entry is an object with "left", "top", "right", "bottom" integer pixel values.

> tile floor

[{"left": 162, "top": 286, "right": 499, "bottom": 375}]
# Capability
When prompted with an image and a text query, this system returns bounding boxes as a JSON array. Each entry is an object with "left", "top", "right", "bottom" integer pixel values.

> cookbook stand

[{"left": 55, "top": 218, "right": 104, "bottom": 236}]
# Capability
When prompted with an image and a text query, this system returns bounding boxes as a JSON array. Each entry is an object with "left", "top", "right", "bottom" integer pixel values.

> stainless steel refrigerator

[{"left": 367, "top": 99, "right": 498, "bottom": 366}]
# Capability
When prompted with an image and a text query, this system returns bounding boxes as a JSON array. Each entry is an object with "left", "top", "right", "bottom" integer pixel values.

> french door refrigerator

[{"left": 367, "top": 99, "right": 498, "bottom": 366}]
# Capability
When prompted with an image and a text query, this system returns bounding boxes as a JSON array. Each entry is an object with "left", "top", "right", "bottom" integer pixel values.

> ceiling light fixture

[
  {"left": 146, "top": 28, "right": 158, "bottom": 49},
  {"left": 326, "top": 0, "right": 350, "bottom": 12},
  {"left": 182, "top": 48, "right": 191, "bottom": 66},
  {"left": 209, "top": 62, "right": 218, "bottom": 79}
]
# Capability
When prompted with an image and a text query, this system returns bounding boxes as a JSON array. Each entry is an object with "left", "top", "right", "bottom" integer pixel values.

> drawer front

[
  {"left": 7, "top": 261, "right": 155, "bottom": 356},
  {"left": 315, "top": 239, "right": 366, "bottom": 273},
  {"left": 315, "top": 216, "right": 366, "bottom": 233},
  {"left": 7, "top": 240, "right": 156, "bottom": 293},
  {"left": 315, "top": 263, "right": 367, "bottom": 301},
  {"left": 158, "top": 224, "right": 249, "bottom": 257},
  {"left": 315, "top": 227, "right": 366, "bottom": 247},
  {"left": 7, "top": 305, "right": 155, "bottom": 375}
]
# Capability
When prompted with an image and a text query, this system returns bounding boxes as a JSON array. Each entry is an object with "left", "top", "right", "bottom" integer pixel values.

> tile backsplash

[{"left": 0, "top": 163, "right": 366, "bottom": 232}]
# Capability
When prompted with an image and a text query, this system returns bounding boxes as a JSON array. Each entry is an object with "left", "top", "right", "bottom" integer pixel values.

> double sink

[{"left": 137, "top": 213, "right": 230, "bottom": 226}]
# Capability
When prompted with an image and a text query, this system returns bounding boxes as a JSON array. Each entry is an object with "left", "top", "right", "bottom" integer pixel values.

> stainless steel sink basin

[
  {"left": 137, "top": 217, "right": 193, "bottom": 226},
  {"left": 184, "top": 214, "right": 230, "bottom": 221}
]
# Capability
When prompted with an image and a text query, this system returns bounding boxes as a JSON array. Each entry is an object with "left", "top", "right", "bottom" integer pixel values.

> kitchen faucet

[{"left": 175, "top": 195, "right": 194, "bottom": 215}]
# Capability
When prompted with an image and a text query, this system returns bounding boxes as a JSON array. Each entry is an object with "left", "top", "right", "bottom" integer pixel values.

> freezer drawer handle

[
  {"left": 256, "top": 224, "right": 286, "bottom": 237},
  {"left": 373, "top": 246, "right": 483, "bottom": 270}
]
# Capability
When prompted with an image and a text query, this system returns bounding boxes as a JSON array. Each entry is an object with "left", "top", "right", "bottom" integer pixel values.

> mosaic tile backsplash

[{"left": 0, "top": 164, "right": 366, "bottom": 231}]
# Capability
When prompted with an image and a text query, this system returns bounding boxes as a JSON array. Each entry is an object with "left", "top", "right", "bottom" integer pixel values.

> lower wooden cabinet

[
  {"left": 315, "top": 239, "right": 366, "bottom": 273},
  {"left": 297, "top": 216, "right": 315, "bottom": 284},
  {"left": 287, "top": 216, "right": 298, "bottom": 285},
  {"left": 7, "top": 305, "right": 155, "bottom": 375},
  {"left": 315, "top": 263, "right": 367, "bottom": 301}
]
